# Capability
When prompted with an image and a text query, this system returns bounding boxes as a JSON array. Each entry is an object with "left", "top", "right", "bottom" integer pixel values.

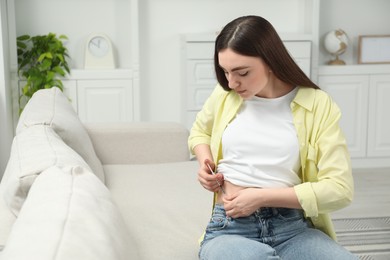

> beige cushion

[
  {"left": 86, "top": 122, "right": 190, "bottom": 165},
  {"left": 1, "top": 125, "right": 91, "bottom": 216},
  {"left": 16, "top": 87, "right": 104, "bottom": 183},
  {"left": 104, "top": 161, "right": 212, "bottom": 260},
  {"left": 1, "top": 165, "right": 137, "bottom": 260}
]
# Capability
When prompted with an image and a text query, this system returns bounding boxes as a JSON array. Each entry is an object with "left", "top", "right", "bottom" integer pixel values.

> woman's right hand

[{"left": 197, "top": 158, "right": 224, "bottom": 193}]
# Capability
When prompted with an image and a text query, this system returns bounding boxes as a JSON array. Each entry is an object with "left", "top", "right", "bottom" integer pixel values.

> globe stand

[{"left": 328, "top": 55, "right": 346, "bottom": 65}]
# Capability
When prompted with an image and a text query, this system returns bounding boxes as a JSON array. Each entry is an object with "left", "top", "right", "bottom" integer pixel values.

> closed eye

[{"left": 238, "top": 71, "right": 249, "bottom": 76}]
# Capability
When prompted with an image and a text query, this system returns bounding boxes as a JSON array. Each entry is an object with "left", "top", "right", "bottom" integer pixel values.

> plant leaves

[
  {"left": 17, "top": 35, "right": 30, "bottom": 41},
  {"left": 53, "top": 66, "right": 65, "bottom": 76},
  {"left": 17, "top": 41, "right": 27, "bottom": 49},
  {"left": 59, "top": 34, "right": 68, "bottom": 40},
  {"left": 16, "top": 32, "right": 71, "bottom": 108}
]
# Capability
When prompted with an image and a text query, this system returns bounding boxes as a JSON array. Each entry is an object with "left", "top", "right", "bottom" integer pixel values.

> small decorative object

[
  {"left": 358, "top": 35, "right": 390, "bottom": 64},
  {"left": 84, "top": 33, "right": 115, "bottom": 69},
  {"left": 324, "top": 29, "right": 349, "bottom": 65},
  {"left": 17, "top": 33, "right": 70, "bottom": 112}
]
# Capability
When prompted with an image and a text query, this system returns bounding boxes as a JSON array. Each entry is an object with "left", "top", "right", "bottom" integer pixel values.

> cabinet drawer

[
  {"left": 187, "top": 60, "right": 216, "bottom": 85},
  {"left": 187, "top": 85, "right": 214, "bottom": 110},
  {"left": 284, "top": 41, "right": 311, "bottom": 58}
]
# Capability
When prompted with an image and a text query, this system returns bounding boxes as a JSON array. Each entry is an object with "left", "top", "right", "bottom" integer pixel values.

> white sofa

[{"left": 0, "top": 87, "right": 211, "bottom": 259}]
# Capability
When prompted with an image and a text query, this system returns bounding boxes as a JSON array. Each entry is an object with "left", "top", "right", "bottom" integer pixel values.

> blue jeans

[{"left": 199, "top": 204, "right": 357, "bottom": 260}]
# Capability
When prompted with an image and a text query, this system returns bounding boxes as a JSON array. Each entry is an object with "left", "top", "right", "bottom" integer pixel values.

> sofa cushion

[
  {"left": 1, "top": 125, "right": 91, "bottom": 216},
  {"left": 16, "top": 87, "right": 104, "bottom": 183},
  {"left": 85, "top": 122, "right": 190, "bottom": 164},
  {"left": 1, "top": 165, "right": 137, "bottom": 260},
  {"left": 104, "top": 161, "right": 211, "bottom": 260}
]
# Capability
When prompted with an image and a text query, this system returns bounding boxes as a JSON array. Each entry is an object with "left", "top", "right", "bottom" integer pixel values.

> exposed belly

[{"left": 216, "top": 180, "right": 249, "bottom": 204}]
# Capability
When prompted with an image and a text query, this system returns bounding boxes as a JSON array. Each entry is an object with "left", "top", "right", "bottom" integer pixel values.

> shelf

[
  {"left": 319, "top": 64, "right": 390, "bottom": 75},
  {"left": 64, "top": 69, "right": 133, "bottom": 80}
]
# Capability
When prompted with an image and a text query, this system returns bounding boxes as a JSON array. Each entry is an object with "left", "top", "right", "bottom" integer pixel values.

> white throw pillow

[
  {"left": 16, "top": 87, "right": 105, "bottom": 183},
  {"left": 1, "top": 165, "right": 138, "bottom": 260},
  {"left": 2, "top": 125, "right": 91, "bottom": 216},
  {"left": 0, "top": 184, "right": 16, "bottom": 250}
]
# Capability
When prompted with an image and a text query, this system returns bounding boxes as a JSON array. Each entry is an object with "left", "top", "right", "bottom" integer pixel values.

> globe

[{"left": 324, "top": 29, "right": 349, "bottom": 65}]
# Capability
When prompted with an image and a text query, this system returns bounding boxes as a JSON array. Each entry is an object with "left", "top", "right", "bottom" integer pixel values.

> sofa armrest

[{"left": 85, "top": 122, "right": 190, "bottom": 165}]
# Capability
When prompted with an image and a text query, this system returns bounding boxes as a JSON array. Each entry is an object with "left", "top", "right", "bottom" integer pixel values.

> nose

[{"left": 227, "top": 74, "right": 240, "bottom": 90}]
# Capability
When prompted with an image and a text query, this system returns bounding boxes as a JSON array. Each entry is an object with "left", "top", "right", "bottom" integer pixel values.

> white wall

[
  {"left": 319, "top": 0, "right": 390, "bottom": 65},
  {"left": 11, "top": 0, "right": 390, "bottom": 125},
  {"left": 13, "top": 0, "right": 316, "bottom": 123},
  {"left": 138, "top": 0, "right": 315, "bottom": 122},
  {"left": 0, "top": 0, "right": 14, "bottom": 177},
  {"left": 14, "top": 0, "right": 133, "bottom": 70}
]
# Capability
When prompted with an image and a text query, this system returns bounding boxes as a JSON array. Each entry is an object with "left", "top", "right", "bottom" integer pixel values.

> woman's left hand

[{"left": 222, "top": 188, "right": 262, "bottom": 218}]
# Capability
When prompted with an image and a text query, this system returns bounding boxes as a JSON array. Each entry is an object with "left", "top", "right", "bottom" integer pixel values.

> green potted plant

[{"left": 17, "top": 32, "right": 70, "bottom": 112}]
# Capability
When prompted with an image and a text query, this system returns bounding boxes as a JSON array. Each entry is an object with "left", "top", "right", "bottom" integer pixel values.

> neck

[{"left": 256, "top": 78, "right": 294, "bottom": 98}]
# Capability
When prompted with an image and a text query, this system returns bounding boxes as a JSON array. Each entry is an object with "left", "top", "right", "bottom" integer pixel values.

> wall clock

[{"left": 84, "top": 34, "right": 116, "bottom": 69}]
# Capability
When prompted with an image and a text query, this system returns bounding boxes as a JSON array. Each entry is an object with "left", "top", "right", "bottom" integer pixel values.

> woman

[{"left": 188, "top": 15, "right": 357, "bottom": 259}]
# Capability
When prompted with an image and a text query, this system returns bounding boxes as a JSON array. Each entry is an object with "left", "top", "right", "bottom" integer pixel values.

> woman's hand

[
  {"left": 197, "top": 159, "right": 224, "bottom": 193},
  {"left": 223, "top": 188, "right": 262, "bottom": 218},
  {"left": 223, "top": 187, "right": 302, "bottom": 218}
]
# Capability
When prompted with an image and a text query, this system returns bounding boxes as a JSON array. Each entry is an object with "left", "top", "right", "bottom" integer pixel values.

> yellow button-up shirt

[{"left": 188, "top": 85, "right": 354, "bottom": 240}]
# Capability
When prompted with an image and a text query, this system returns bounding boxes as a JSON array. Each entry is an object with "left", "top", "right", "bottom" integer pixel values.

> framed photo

[{"left": 358, "top": 35, "right": 390, "bottom": 64}]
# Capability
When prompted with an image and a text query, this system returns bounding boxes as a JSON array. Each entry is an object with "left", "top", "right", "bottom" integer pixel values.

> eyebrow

[{"left": 220, "top": 65, "right": 250, "bottom": 72}]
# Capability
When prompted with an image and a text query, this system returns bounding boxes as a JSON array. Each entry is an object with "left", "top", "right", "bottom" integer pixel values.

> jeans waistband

[{"left": 214, "top": 204, "right": 303, "bottom": 219}]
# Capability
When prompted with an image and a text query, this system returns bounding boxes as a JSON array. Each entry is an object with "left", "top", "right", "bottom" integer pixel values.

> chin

[{"left": 239, "top": 92, "right": 253, "bottom": 99}]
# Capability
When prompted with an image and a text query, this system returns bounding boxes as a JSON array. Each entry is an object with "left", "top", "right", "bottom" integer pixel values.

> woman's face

[{"left": 218, "top": 48, "right": 273, "bottom": 99}]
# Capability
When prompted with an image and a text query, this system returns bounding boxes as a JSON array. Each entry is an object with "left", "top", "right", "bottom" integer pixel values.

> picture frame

[{"left": 358, "top": 35, "right": 390, "bottom": 64}]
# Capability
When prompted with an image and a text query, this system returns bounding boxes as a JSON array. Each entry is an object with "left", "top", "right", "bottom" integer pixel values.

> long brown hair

[{"left": 214, "top": 15, "right": 319, "bottom": 91}]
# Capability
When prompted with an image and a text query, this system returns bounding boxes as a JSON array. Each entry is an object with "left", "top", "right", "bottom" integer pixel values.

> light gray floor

[{"left": 331, "top": 167, "right": 390, "bottom": 219}]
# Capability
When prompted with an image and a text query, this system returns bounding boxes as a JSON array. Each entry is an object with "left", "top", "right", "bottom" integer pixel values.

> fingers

[
  {"left": 203, "top": 159, "right": 216, "bottom": 174},
  {"left": 198, "top": 161, "right": 224, "bottom": 192},
  {"left": 222, "top": 194, "right": 235, "bottom": 212},
  {"left": 202, "top": 159, "right": 224, "bottom": 183},
  {"left": 223, "top": 200, "right": 242, "bottom": 218},
  {"left": 223, "top": 199, "right": 237, "bottom": 218},
  {"left": 223, "top": 189, "right": 260, "bottom": 218},
  {"left": 198, "top": 170, "right": 221, "bottom": 192}
]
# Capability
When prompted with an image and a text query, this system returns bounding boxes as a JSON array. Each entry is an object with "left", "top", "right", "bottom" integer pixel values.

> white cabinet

[
  {"left": 65, "top": 69, "right": 136, "bottom": 123},
  {"left": 318, "top": 75, "right": 369, "bottom": 158},
  {"left": 182, "top": 33, "right": 313, "bottom": 129},
  {"left": 77, "top": 79, "right": 133, "bottom": 123},
  {"left": 16, "top": 69, "right": 137, "bottom": 124},
  {"left": 318, "top": 65, "right": 390, "bottom": 168},
  {"left": 368, "top": 75, "right": 390, "bottom": 157}
]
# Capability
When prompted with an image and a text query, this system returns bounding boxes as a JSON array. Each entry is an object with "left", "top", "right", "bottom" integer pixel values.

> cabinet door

[
  {"left": 77, "top": 79, "right": 133, "bottom": 123},
  {"left": 368, "top": 75, "right": 390, "bottom": 157},
  {"left": 186, "top": 60, "right": 216, "bottom": 111},
  {"left": 319, "top": 75, "right": 369, "bottom": 158}
]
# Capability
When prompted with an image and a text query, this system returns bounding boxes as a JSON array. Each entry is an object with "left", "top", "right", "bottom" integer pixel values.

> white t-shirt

[{"left": 217, "top": 88, "right": 301, "bottom": 188}]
